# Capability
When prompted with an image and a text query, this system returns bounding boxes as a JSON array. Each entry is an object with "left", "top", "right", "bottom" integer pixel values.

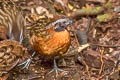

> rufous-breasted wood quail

[{"left": 29, "top": 17, "right": 73, "bottom": 76}]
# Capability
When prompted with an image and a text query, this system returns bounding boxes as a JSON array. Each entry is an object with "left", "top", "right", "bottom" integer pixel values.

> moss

[
  {"left": 97, "top": 13, "right": 113, "bottom": 22},
  {"left": 105, "top": 2, "right": 113, "bottom": 9},
  {"left": 74, "top": 6, "right": 103, "bottom": 16}
]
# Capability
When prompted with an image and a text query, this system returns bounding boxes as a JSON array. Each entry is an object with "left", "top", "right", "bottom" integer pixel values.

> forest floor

[{"left": 5, "top": 0, "right": 120, "bottom": 80}]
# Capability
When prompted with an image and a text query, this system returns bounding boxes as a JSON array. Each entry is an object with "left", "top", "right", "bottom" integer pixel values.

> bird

[
  {"left": 29, "top": 17, "right": 73, "bottom": 76},
  {"left": 0, "top": 0, "right": 25, "bottom": 42},
  {"left": 0, "top": 40, "right": 28, "bottom": 77},
  {"left": 0, "top": 0, "right": 31, "bottom": 70}
]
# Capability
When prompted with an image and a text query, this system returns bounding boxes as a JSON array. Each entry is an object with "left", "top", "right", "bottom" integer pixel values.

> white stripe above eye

[{"left": 45, "top": 18, "right": 73, "bottom": 30}]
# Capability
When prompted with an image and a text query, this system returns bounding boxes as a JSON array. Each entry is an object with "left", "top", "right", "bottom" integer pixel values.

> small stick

[{"left": 99, "top": 47, "right": 104, "bottom": 75}]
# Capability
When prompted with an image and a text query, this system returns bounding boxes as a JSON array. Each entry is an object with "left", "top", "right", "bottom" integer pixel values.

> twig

[
  {"left": 82, "top": 60, "right": 91, "bottom": 78},
  {"left": 62, "top": 43, "right": 90, "bottom": 57},
  {"left": 91, "top": 44, "right": 120, "bottom": 48},
  {"left": 74, "top": 32, "right": 80, "bottom": 46},
  {"left": 23, "top": 75, "right": 42, "bottom": 80},
  {"left": 99, "top": 47, "right": 104, "bottom": 75}
]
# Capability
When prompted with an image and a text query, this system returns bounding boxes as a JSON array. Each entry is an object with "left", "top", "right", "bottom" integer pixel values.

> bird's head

[{"left": 45, "top": 18, "right": 74, "bottom": 32}]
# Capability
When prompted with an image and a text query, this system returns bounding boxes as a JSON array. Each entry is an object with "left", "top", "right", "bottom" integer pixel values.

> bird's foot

[
  {"left": 47, "top": 58, "right": 65, "bottom": 77},
  {"left": 18, "top": 52, "right": 36, "bottom": 69},
  {"left": 48, "top": 66, "right": 64, "bottom": 77},
  {"left": 18, "top": 58, "right": 32, "bottom": 69}
]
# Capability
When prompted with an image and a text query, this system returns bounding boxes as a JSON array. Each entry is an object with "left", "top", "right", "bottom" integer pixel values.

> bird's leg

[
  {"left": 18, "top": 52, "right": 36, "bottom": 69},
  {"left": 48, "top": 57, "right": 64, "bottom": 77}
]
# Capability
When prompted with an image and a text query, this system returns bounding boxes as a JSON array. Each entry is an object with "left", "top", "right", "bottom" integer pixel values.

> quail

[
  {"left": 0, "top": 0, "right": 32, "bottom": 70},
  {"left": 29, "top": 17, "right": 73, "bottom": 76}
]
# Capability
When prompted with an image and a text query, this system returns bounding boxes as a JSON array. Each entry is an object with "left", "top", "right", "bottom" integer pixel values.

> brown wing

[{"left": 0, "top": 40, "right": 27, "bottom": 76}]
